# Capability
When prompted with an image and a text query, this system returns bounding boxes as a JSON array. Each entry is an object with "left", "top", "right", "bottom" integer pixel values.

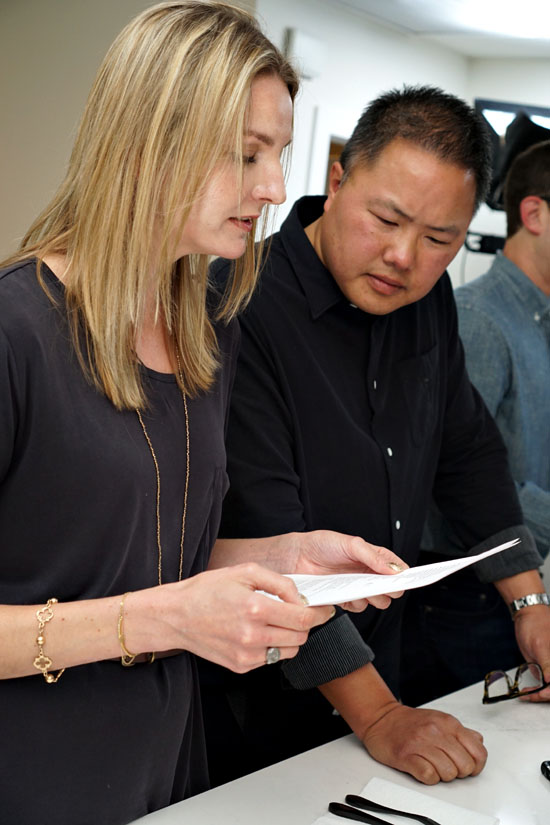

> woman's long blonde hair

[{"left": 4, "top": 1, "right": 298, "bottom": 408}]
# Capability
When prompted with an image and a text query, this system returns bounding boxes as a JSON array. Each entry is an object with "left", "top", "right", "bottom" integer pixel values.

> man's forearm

[
  {"left": 318, "top": 662, "right": 398, "bottom": 741},
  {"left": 493, "top": 568, "right": 547, "bottom": 605}
]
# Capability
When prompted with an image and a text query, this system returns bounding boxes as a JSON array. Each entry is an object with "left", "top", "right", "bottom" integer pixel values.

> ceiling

[{"left": 330, "top": 0, "right": 550, "bottom": 58}]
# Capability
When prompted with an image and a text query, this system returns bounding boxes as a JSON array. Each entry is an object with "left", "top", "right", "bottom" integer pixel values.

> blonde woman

[{"left": 0, "top": 3, "right": 404, "bottom": 822}]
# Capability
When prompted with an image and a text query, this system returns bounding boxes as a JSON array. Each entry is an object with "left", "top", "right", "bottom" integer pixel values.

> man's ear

[
  {"left": 519, "top": 195, "right": 546, "bottom": 236},
  {"left": 328, "top": 161, "right": 345, "bottom": 194},
  {"left": 324, "top": 162, "right": 345, "bottom": 212}
]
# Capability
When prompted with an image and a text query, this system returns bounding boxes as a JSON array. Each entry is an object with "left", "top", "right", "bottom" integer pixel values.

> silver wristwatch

[{"left": 509, "top": 592, "right": 550, "bottom": 616}]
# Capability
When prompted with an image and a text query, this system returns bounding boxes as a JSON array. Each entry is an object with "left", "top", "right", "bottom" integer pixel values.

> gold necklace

[{"left": 136, "top": 351, "right": 190, "bottom": 585}]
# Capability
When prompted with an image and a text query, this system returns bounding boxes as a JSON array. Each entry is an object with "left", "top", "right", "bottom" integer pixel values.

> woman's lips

[{"left": 229, "top": 217, "right": 255, "bottom": 232}]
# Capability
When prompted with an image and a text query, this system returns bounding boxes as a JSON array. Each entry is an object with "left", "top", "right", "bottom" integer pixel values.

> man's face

[{"left": 313, "top": 138, "right": 476, "bottom": 314}]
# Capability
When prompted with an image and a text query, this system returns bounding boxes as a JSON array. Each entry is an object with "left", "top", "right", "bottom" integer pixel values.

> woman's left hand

[
  {"left": 288, "top": 530, "right": 407, "bottom": 611},
  {"left": 211, "top": 531, "right": 407, "bottom": 612}
]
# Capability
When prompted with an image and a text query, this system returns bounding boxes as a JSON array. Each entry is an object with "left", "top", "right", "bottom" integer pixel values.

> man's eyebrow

[
  {"left": 372, "top": 198, "right": 461, "bottom": 235},
  {"left": 245, "top": 130, "right": 292, "bottom": 149}
]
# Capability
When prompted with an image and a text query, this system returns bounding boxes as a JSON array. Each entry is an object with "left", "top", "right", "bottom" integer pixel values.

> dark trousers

[
  {"left": 199, "top": 661, "right": 350, "bottom": 787},
  {"left": 399, "top": 555, "right": 522, "bottom": 707}
]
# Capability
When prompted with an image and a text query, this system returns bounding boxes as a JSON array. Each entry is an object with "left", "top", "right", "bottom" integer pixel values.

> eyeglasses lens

[
  {"left": 485, "top": 670, "right": 510, "bottom": 699},
  {"left": 516, "top": 663, "right": 544, "bottom": 693},
  {"left": 486, "top": 664, "right": 544, "bottom": 700}
]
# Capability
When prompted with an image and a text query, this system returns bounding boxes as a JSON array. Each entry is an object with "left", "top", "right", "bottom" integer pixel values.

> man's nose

[{"left": 382, "top": 232, "right": 416, "bottom": 271}]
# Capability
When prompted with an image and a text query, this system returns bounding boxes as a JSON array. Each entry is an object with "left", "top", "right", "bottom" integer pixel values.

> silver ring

[{"left": 265, "top": 646, "right": 281, "bottom": 665}]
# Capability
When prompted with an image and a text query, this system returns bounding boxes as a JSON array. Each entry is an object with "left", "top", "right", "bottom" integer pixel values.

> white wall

[
  {"left": 0, "top": 0, "right": 254, "bottom": 259},
  {"left": 468, "top": 58, "right": 550, "bottom": 110},
  {"left": 0, "top": 0, "right": 151, "bottom": 258},
  {"left": 256, "top": 0, "right": 469, "bottom": 232}
]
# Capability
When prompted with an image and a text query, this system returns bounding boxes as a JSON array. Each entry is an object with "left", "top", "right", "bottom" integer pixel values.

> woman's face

[{"left": 172, "top": 73, "right": 293, "bottom": 261}]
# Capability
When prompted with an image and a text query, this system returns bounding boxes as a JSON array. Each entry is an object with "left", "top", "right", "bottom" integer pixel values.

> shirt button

[
  {"left": 373, "top": 379, "right": 377, "bottom": 390},
  {"left": 395, "top": 520, "right": 401, "bottom": 530},
  {"left": 534, "top": 312, "right": 541, "bottom": 322},
  {"left": 387, "top": 447, "right": 393, "bottom": 457}
]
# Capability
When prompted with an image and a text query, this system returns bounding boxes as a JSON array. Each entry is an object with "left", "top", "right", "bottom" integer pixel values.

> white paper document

[{"left": 285, "top": 538, "right": 518, "bottom": 606}]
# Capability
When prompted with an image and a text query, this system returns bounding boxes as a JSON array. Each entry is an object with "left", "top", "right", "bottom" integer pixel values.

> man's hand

[
  {"left": 320, "top": 662, "right": 486, "bottom": 784},
  {"left": 494, "top": 570, "right": 550, "bottom": 702},
  {"left": 513, "top": 605, "right": 550, "bottom": 701},
  {"left": 362, "top": 703, "right": 487, "bottom": 784}
]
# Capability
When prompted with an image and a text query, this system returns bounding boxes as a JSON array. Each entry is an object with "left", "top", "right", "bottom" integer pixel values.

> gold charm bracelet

[{"left": 33, "top": 598, "right": 65, "bottom": 683}]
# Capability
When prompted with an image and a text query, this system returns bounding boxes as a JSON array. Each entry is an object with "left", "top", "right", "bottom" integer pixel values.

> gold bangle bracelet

[
  {"left": 117, "top": 593, "right": 155, "bottom": 666},
  {"left": 118, "top": 592, "right": 138, "bottom": 666},
  {"left": 33, "top": 598, "right": 66, "bottom": 684}
]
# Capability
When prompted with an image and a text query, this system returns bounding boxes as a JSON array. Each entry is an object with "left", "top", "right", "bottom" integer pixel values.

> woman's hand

[
  {"left": 289, "top": 531, "right": 407, "bottom": 611},
  {"left": 211, "top": 532, "right": 407, "bottom": 612},
  {"left": 127, "top": 563, "right": 335, "bottom": 672}
]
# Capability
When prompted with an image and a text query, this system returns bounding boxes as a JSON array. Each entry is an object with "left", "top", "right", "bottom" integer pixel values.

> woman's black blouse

[{"left": 0, "top": 260, "right": 239, "bottom": 824}]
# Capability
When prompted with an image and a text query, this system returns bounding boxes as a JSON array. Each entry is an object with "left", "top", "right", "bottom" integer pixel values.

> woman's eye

[{"left": 244, "top": 154, "right": 257, "bottom": 165}]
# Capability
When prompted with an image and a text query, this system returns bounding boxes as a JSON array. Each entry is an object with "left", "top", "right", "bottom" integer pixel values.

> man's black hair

[
  {"left": 504, "top": 139, "right": 550, "bottom": 237},
  {"left": 340, "top": 85, "right": 492, "bottom": 211}
]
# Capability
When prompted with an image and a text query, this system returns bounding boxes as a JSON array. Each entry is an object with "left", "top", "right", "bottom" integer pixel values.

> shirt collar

[
  {"left": 490, "top": 251, "right": 550, "bottom": 320},
  {"left": 279, "top": 196, "right": 347, "bottom": 320}
]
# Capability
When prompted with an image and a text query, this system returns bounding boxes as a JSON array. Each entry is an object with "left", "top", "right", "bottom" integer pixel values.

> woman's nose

[{"left": 252, "top": 163, "right": 286, "bottom": 205}]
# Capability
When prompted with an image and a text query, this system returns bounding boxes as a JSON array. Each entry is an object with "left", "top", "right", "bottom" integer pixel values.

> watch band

[{"left": 510, "top": 592, "right": 550, "bottom": 616}]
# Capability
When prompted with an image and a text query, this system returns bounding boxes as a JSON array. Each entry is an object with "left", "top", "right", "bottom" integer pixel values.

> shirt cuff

[
  {"left": 470, "top": 524, "right": 543, "bottom": 582},
  {"left": 281, "top": 614, "right": 374, "bottom": 690}
]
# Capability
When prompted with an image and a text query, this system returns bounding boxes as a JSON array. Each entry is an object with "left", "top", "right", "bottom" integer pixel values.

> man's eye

[
  {"left": 375, "top": 214, "right": 396, "bottom": 226},
  {"left": 427, "top": 236, "right": 450, "bottom": 245}
]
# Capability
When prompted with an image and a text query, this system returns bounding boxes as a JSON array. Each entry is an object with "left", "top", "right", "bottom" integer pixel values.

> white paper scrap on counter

[
  {"left": 281, "top": 538, "right": 518, "bottom": 606},
  {"left": 311, "top": 775, "right": 498, "bottom": 825},
  {"left": 357, "top": 776, "right": 499, "bottom": 825}
]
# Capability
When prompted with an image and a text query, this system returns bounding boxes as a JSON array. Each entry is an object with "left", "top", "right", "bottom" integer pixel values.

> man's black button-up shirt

[{"left": 213, "top": 196, "right": 540, "bottom": 690}]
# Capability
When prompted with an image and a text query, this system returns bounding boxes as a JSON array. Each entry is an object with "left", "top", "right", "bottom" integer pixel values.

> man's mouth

[{"left": 367, "top": 273, "right": 404, "bottom": 295}]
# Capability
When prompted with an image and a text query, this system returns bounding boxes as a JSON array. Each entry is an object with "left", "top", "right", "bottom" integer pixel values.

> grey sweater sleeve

[
  {"left": 471, "top": 524, "right": 543, "bottom": 582},
  {"left": 281, "top": 613, "right": 374, "bottom": 690}
]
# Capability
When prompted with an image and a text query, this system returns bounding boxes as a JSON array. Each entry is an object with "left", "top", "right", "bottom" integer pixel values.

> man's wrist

[{"left": 509, "top": 592, "right": 550, "bottom": 617}]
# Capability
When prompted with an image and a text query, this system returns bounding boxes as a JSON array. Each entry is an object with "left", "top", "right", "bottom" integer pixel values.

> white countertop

[{"left": 133, "top": 680, "right": 550, "bottom": 825}]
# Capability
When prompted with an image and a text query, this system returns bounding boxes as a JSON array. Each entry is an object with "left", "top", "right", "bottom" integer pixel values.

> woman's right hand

[{"left": 126, "top": 564, "right": 335, "bottom": 672}]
